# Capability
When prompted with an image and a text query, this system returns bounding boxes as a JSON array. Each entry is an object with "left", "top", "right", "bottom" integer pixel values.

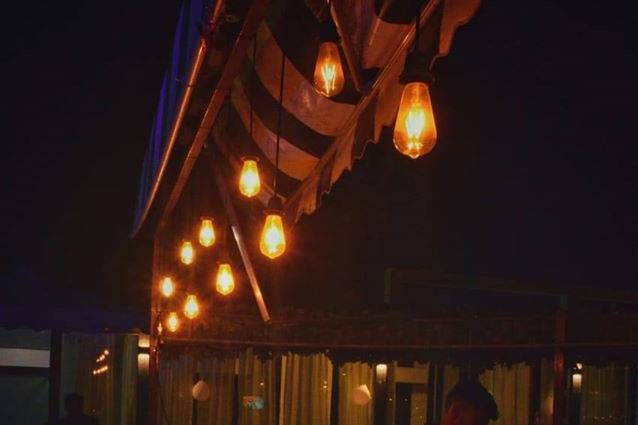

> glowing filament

[
  {"left": 184, "top": 294, "right": 199, "bottom": 319},
  {"left": 215, "top": 263, "right": 235, "bottom": 295},
  {"left": 259, "top": 213, "right": 286, "bottom": 259},
  {"left": 313, "top": 42, "right": 345, "bottom": 98},
  {"left": 393, "top": 82, "right": 437, "bottom": 159},
  {"left": 180, "top": 241, "right": 194, "bottom": 265},
  {"left": 239, "top": 159, "right": 261, "bottom": 197},
  {"left": 166, "top": 312, "right": 180, "bottom": 333},
  {"left": 160, "top": 276, "right": 175, "bottom": 298},
  {"left": 198, "top": 218, "right": 216, "bottom": 248}
]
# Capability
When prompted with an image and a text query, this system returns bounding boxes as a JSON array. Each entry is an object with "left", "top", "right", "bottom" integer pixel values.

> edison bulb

[
  {"left": 239, "top": 159, "right": 261, "bottom": 197},
  {"left": 160, "top": 276, "right": 175, "bottom": 298},
  {"left": 183, "top": 294, "right": 199, "bottom": 319},
  {"left": 393, "top": 82, "right": 437, "bottom": 159},
  {"left": 313, "top": 42, "right": 345, "bottom": 97},
  {"left": 198, "top": 218, "right": 215, "bottom": 247},
  {"left": 166, "top": 312, "right": 180, "bottom": 333},
  {"left": 259, "top": 213, "right": 286, "bottom": 259},
  {"left": 180, "top": 241, "right": 194, "bottom": 265},
  {"left": 215, "top": 263, "right": 235, "bottom": 295}
]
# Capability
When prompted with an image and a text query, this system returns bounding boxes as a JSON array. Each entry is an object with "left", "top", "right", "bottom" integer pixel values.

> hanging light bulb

[
  {"left": 239, "top": 158, "right": 261, "bottom": 197},
  {"left": 259, "top": 198, "right": 286, "bottom": 259},
  {"left": 179, "top": 241, "right": 195, "bottom": 265},
  {"left": 198, "top": 218, "right": 216, "bottom": 247},
  {"left": 183, "top": 294, "right": 199, "bottom": 319},
  {"left": 166, "top": 312, "right": 180, "bottom": 333},
  {"left": 393, "top": 9, "right": 437, "bottom": 159},
  {"left": 260, "top": 213, "right": 286, "bottom": 259},
  {"left": 313, "top": 42, "right": 345, "bottom": 98},
  {"left": 215, "top": 263, "right": 235, "bottom": 295},
  {"left": 313, "top": 12, "right": 344, "bottom": 98},
  {"left": 160, "top": 276, "right": 175, "bottom": 298},
  {"left": 393, "top": 81, "right": 436, "bottom": 159}
]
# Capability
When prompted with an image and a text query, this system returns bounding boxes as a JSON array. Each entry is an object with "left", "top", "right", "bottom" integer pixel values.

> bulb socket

[
  {"left": 319, "top": 19, "right": 340, "bottom": 43},
  {"left": 399, "top": 51, "right": 434, "bottom": 85}
]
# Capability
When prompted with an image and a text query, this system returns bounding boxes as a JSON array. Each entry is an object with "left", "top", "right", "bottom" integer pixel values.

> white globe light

[{"left": 192, "top": 380, "right": 210, "bottom": 401}]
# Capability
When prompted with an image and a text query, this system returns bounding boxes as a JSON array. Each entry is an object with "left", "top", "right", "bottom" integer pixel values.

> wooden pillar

[
  {"left": 530, "top": 359, "right": 541, "bottom": 425},
  {"left": 48, "top": 329, "right": 62, "bottom": 424},
  {"left": 330, "top": 361, "right": 340, "bottom": 425},
  {"left": 553, "top": 309, "right": 567, "bottom": 425},
  {"left": 426, "top": 363, "right": 436, "bottom": 425},
  {"left": 373, "top": 364, "right": 388, "bottom": 425},
  {"left": 148, "top": 236, "right": 162, "bottom": 425},
  {"left": 626, "top": 365, "right": 637, "bottom": 425}
]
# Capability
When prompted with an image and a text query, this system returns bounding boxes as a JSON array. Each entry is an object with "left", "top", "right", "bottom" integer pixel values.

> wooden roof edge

[{"left": 387, "top": 268, "right": 638, "bottom": 305}]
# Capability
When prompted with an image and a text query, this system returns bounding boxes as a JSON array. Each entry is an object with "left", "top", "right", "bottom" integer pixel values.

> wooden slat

[
  {"left": 160, "top": 0, "right": 272, "bottom": 224},
  {"left": 212, "top": 157, "right": 271, "bottom": 323},
  {"left": 284, "top": 0, "right": 442, "bottom": 219}
]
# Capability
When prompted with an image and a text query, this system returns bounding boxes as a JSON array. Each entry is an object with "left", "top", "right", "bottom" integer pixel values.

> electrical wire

[{"left": 273, "top": 0, "right": 287, "bottom": 197}]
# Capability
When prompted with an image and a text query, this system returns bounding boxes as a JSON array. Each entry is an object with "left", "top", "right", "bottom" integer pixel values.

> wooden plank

[
  {"left": 331, "top": 4, "right": 364, "bottom": 93},
  {"left": 148, "top": 237, "right": 161, "bottom": 425},
  {"left": 48, "top": 330, "right": 62, "bottom": 425},
  {"left": 212, "top": 157, "right": 271, "bottom": 323},
  {"left": 132, "top": 0, "right": 226, "bottom": 236},
  {"left": 284, "top": 0, "right": 442, "bottom": 219},
  {"left": 160, "top": 0, "right": 272, "bottom": 225},
  {"left": 162, "top": 336, "right": 638, "bottom": 352}
]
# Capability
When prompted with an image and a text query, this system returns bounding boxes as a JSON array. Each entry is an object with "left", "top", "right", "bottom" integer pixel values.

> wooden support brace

[{"left": 212, "top": 158, "right": 271, "bottom": 323}]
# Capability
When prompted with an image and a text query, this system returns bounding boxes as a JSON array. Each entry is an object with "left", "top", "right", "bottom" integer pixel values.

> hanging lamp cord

[
  {"left": 414, "top": 1, "right": 421, "bottom": 51},
  {"left": 274, "top": 15, "right": 285, "bottom": 197},
  {"left": 250, "top": 35, "right": 256, "bottom": 137}
]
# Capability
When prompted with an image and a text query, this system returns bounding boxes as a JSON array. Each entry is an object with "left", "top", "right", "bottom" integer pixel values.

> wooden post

[
  {"left": 530, "top": 359, "right": 541, "bottom": 425},
  {"left": 211, "top": 156, "right": 271, "bottom": 323},
  {"left": 148, "top": 236, "right": 162, "bottom": 425},
  {"left": 330, "top": 361, "right": 340, "bottom": 425},
  {"left": 374, "top": 364, "right": 388, "bottom": 425},
  {"left": 553, "top": 309, "right": 567, "bottom": 425},
  {"left": 48, "top": 329, "right": 62, "bottom": 425}
]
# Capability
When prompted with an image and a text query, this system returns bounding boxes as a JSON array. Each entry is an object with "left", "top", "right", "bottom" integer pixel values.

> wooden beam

[
  {"left": 212, "top": 158, "right": 271, "bottom": 323},
  {"left": 160, "top": 0, "right": 272, "bottom": 225},
  {"left": 131, "top": 0, "right": 225, "bottom": 236},
  {"left": 162, "top": 336, "right": 638, "bottom": 352},
  {"left": 148, "top": 237, "right": 161, "bottom": 425},
  {"left": 388, "top": 268, "right": 638, "bottom": 305},
  {"left": 284, "top": 0, "right": 442, "bottom": 218},
  {"left": 331, "top": 4, "right": 364, "bottom": 93},
  {"left": 48, "top": 330, "right": 62, "bottom": 425}
]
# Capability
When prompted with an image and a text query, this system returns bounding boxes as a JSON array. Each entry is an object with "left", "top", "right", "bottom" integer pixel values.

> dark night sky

[{"left": 1, "top": 1, "right": 637, "bottom": 323}]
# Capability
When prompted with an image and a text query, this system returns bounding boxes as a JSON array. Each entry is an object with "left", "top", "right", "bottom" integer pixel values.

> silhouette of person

[
  {"left": 58, "top": 393, "right": 100, "bottom": 425},
  {"left": 439, "top": 380, "right": 499, "bottom": 425}
]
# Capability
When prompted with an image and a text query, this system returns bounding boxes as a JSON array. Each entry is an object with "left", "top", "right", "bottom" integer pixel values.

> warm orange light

[
  {"left": 166, "top": 312, "right": 180, "bottom": 332},
  {"left": 184, "top": 294, "right": 199, "bottom": 319},
  {"left": 393, "top": 82, "right": 437, "bottom": 159},
  {"left": 313, "top": 42, "right": 345, "bottom": 98},
  {"left": 259, "top": 213, "right": 286, "bottom": 259},
  {"left": 160, "top": 276, "right": 175, "bottom": 298},
  {"left": 215, "top": 263, "right": 235, "bottom": 295},
  {"left": 239, "top": 159, "right": 261, "bottom": 197},
  {"left": 198, "top": 218, "right": 216, "bottom": 247},
  {"left": 180, "top": 241, "right": 195, "bottom": 265}
]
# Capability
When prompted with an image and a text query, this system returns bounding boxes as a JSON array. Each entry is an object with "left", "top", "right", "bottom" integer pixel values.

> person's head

[
  {"left": 64, "top": 393, "right": 84, "bottom": 416},
  {"left": 441, "top": 380, "right": 499, "bottom": 425}
]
